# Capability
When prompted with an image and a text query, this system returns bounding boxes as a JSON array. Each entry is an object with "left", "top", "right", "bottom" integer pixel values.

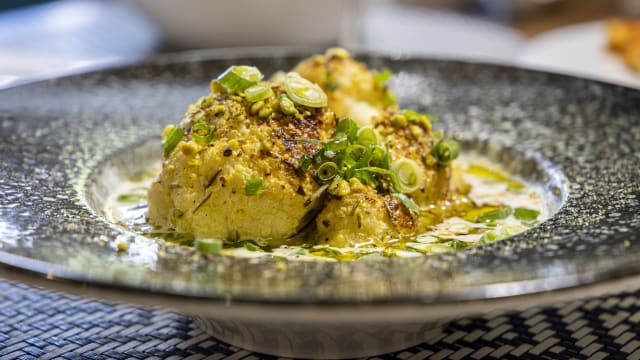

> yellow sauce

[{"left": 107, "top": 156, "right": 545, "bottom": 261}]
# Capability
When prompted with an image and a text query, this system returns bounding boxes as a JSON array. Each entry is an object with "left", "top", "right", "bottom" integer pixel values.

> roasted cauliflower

[
  {"left": 293, "top": 48, "right": 396, "bottom": 126},
  {"left": 148, "top": 69, "right": 336, "bottom": 246},
  {"left": 147, "top": 50, "right": 466, "bottom": 250}
]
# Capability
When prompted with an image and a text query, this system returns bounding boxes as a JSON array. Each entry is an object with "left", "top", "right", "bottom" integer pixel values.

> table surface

[{"left": 1, "top": 279, "right": 640, "bottom": 359}]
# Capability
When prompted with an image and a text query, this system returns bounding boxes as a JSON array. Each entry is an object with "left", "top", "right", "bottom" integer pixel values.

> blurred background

[{"left": 0, "top": 0, "right": 639, "bottom": 89}]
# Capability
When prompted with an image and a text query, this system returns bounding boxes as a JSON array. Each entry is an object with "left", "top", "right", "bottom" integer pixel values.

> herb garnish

[
  {"left": 245, "top": 177, "right": 264, "bottom": 196},
  {"left": 296, "top": 117, "right": 424, "bottom": 213}
]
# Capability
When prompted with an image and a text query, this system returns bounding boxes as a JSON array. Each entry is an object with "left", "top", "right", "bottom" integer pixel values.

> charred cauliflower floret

[
  {"left": 148, "top": 55, "right": 467, "bottom": 253},
  {"left": 376, "top": 109, "right": 451, "bottom": 205},
  {"left": 314, "top": 183, "right": 415, "bottom": 248},
  {"left": 304, "top": 109, "right": 468, "bottom": 247},
  {"left": 147, "top": 67, "right": 336, "bottom": 247},
  {"left": 293, "top": 48, "right": 396, "bottom": 126}
]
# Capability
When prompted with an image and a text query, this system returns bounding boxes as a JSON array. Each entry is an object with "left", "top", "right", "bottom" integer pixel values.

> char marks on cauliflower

[{"left": 148, "top": 51, "right": 466, "bottom": 250}]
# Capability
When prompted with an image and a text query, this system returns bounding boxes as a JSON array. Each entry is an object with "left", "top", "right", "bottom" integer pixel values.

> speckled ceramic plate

[{"left": 0, "top": 49, "right": 639, "bottom": 358}]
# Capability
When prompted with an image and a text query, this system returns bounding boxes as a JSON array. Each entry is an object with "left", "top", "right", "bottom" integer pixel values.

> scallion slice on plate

[
  {"left": 217, "top": 65, "right": 263, "bottom": 93},
  {"left": 284, "top": 72, "right": 328, "bottom": 108},
  {"left": 195, "top": 238, "right": 223, "bottom": 254},
  {"left": 391, "top": 158, "right": 423, "bottom": 193},
  {"left": 244, "top": 84, "right": 273, "bottom": 103}
]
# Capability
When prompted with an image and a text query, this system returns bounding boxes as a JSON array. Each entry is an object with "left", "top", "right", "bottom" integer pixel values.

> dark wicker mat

[{"left": 1, "top": 279, "right": 640, "bottom": 359}]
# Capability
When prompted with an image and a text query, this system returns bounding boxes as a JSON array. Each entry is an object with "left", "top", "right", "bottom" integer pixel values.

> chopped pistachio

[
  {"left": 409, "top": 125, "right": 423, "bottom": 138},
  {"left": 212, "top": 105, "right": 226, "bottom": 115},
  {"left": 179, "top": 141, "right": 198, "bottom": 155},
  {"left": 348, "top": 177, "right": 367, "bottom": 192},
  {"left": 258, "top": 106, "right": 272, "bottom": 118},
  {"left": 392, "top": 114, "right": 407, "bottom": 127},
  {"left": 250, "top": 100, "right": 264, "bottom": 114},
  {"left": 279, "top": 95, "right": 297, "bottom": 115}
]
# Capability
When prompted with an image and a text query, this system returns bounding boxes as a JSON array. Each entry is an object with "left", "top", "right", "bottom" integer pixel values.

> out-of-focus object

[
  {"left": 131, "top": 0, "right": 348, "bottom": 48},
  {"left": 478, "top": 0, "right": 561, "bottom": 22},
  {"left": 517, "top": 21, "right": 640, "bottom": 89},
  {"left": 355, "top": 0, "right": 523, "bottom": 63},
  {"left": 621, "top": 0, "right": 640, "bottom": 16},
  {"left": 607, "top": 18, "right": 640, "bottom": 72},
  {"left": 0, "top": 0, "right": 160, "bottom": 88}
]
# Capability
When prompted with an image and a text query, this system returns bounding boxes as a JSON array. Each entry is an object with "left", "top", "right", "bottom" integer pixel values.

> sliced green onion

[
  {"left": 116, "top": 193, "right": 146, "bottom": 203},
  {"left": 345, "top": 144, "right": 368, "bottom": 164},
  {"left": 402, "top": 109, "right": 425, "bottom": 120},
  {"left": 369, "top": 146, "right": 388, "bottom": 168},
  {"left": 191, "top": 123, "right": 214, "bottom": 145},
  {"left": 336, "top": 118, "right": 358, "bottom": 142},
  {"left": 373, "top": 68, "right": 393, "bottom": 85},
  {"left": 353, "top": 169, "right": 378, "bottom": 187},
  {"left": 383, "top": 143, "right": 391, "bottom": 170},
  {"left": 324, "top": 132, "right": 348, "bottom": 152},
  {"left": 295, "top": 138, "right": 323, "bottom": 145},
  {"left": 357, "top": 126, "right": 381, "bottom": 147},
  {"left": 163, "top": 126, "right": 183, "bottom": 156},
  {"left": 476, "top": 206, "right": 512, "bottom": 223},
  {"left": 391, "top": 158, "right": 423, "bottom": 193},
  {"left": 245, "top": 178, "right": 264, "bottom": 196},
  {"left": 217, "top": 65, "right": 263, "bottom": 93},
  {"left": 403, "top": 109, "right": 438, "bottom": 122},
  {"left": 195, "top": 238, "right": 223, "bottom": 254},
  {"left": 244, "top": 84, "right": 273, "bottom": 102},
  {"left": 514, "top": 208, "right": 540, "bottom": 221},
  {"left": 325, "top": 69, "right": 339, "bottom": 91},
  {"left": 299, "top": 155, "right": 311, "bottom": 173},
  {"left": 284, "top": 72, "right": 327, "bottom": 108},
  {"left": 270, "top": 71, "right": 286, "bottom": 83},
  {"left": 383, "top": 90, "right": 397, "bottom": 107},
  {"left": 392, "top": 193, "right": 420, "bottom": 214},
  {"left": 317, "top": 162, "right": 338, "bottom": 181},
  {"left": 244, "top": 241, "right": 258, "bottom": 251},
  {"left": 481, "top": 223, "right": 528, "bottom": 243},
  {"left": 359, "top": 166, "right": 393, "bottom": 177},
  {"left": 324, "top": 150, "right": 337, "bottom": 159},
  {"left": 278, "top": 94, "right": 297, "bottom": 115},
  {"left": 403, "top": 109, "right": 436, "bottom": 130},
  {"left": 432, "top": 139, "right": 460, "bottom": 165}
]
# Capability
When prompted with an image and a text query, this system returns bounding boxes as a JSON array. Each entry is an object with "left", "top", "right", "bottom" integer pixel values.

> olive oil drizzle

[{"left": 109, "top": 158, "right": 544, "bottom": 261}]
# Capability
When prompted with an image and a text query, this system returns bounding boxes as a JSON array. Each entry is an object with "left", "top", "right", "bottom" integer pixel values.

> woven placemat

[{"left": 1, "top": 279, "right": 640, "bottom": 359}]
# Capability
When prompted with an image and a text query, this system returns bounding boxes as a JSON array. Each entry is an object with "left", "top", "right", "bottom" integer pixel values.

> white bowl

[{"left": 132, "top": 0, "right": 351, "bottom": 48}]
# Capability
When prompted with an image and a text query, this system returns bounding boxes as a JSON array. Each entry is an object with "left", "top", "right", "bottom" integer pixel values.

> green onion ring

[
  {"left": 244, "top": 84, "right": 273, "bottom": 103},
  {"left": 432, "top": 139, "right": 460, "bottom": 165},
  {"left": 317, "top": 162, "right": 338, "bottom": 181},
  {"left": 514, "top": 208, "right": 540, "bottom": 221},
  {"left": 284, "top": 72, "right": 328, "bottom": 108},
  {"left": 245, "top": 178, "right": 264, "bottom": 196},
  {"left": 217, "top": 65, "right": 263, "bottom": 93},
  {"left": 476, "top": 206, "right": 513, "bottom": 223},
  {"left": 391, "top": 158, "right": 423, "bottom": 193},
  {"left": 195, "top": 238, "right": 223, "bottom": 254},
  {"left": 163, "top": 126, "right": 183, "bottom": 156},
  {"left": 336, "top": 118, "right": 358, "bottom": 142},
  {"left": 278, "top": 94, "right": 297, "bottom": 115},
  {"left": 345, "top": 144, "right": 367, "bottom": 163},
  {"left": 357, "top": 126, "right": 381, "bottom": 147},
  {"left": 191, "top": 123, "right": 214, "bottom": 145}
]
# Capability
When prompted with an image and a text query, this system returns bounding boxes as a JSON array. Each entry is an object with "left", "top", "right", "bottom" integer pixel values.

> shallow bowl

[{"left": 0, "top": 48, "right": 638, "bottom": 358}]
